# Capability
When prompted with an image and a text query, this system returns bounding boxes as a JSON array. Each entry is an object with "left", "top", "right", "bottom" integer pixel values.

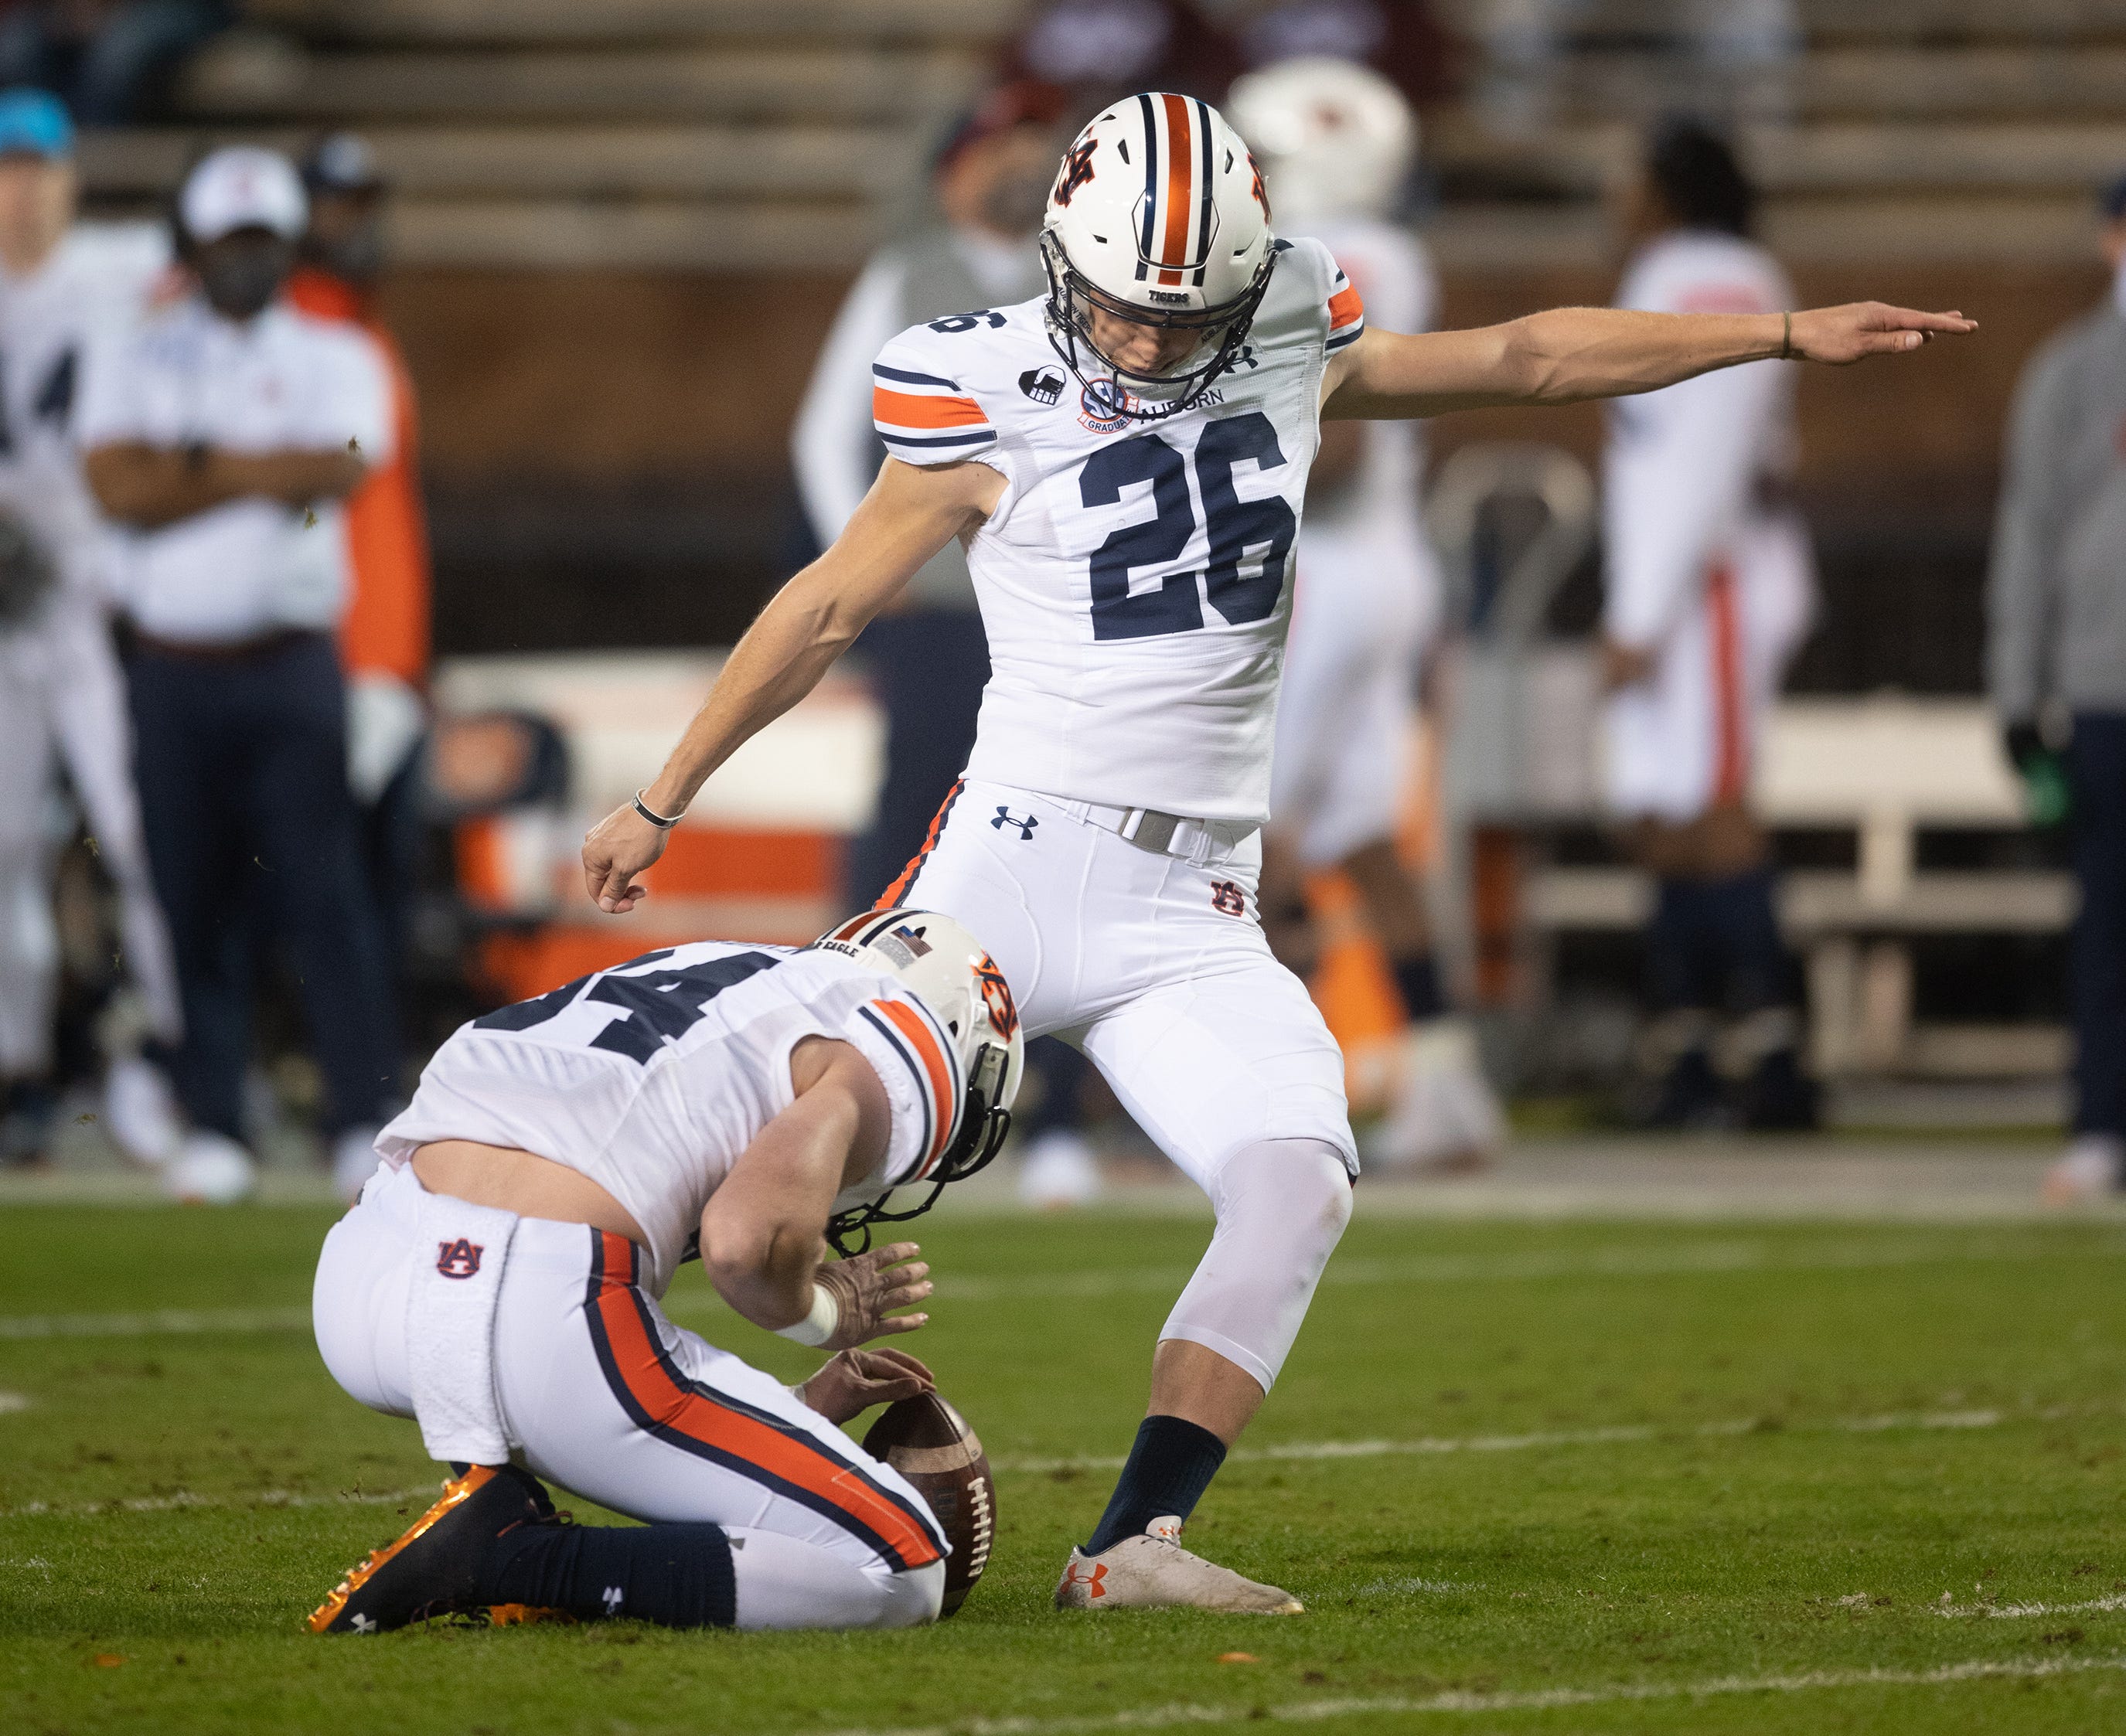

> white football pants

[
  {"left": 887, "top": 777, "right": 1357, "bottom": 1391},
  {"left": 1602, "top": 522, "right": 1814, "bottom": 823},
  {"left": 312, "top": 1163, "right": 946, "bottom": 1631},
  {"left": 0, "top": 599, "right": 181, "bottom": 1075},
  {"left": 1271, "top": 526, "right": 1438, "bottom": 868}
]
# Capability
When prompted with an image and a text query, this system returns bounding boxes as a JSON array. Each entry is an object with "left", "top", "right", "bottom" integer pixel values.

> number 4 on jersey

[{"left": 1080, "top": 411, "right": 1296, "bottom": 642}]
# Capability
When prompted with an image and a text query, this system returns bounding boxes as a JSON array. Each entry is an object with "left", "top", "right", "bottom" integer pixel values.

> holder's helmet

[
  {"left": 807, "top": 909, "right": 1024, "bottom": 1251},
  {"left": 1226, "top": 56, "right": 1416, "bottom": 227},
  {"left": 1041, "top": 91, "right": 1276, "bottom": 420}
]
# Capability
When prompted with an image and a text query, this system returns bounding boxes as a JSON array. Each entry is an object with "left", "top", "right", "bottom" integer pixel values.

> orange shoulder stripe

[
  {"left": 873, "top": 386, "right": 989, "bottom": 431},
  {"left": 874, "top": 998, "right": 955, "bottom": 1172},
  {"left": 1328, "top": 282, "right": 1365, "bottom": 330}
]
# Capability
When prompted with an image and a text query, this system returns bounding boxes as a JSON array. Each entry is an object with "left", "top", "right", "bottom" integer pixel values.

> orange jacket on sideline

[{"left": 287, "top": 267, "right": 432, "bottom": 686}]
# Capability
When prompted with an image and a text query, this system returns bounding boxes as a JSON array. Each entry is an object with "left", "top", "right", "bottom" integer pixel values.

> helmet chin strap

[
  {"left": 1041, "top": 233, "right": 1275, "bottom": 424},
  {"left": 823, "top": 1042, "right": 1017, "bottom": 1257}
]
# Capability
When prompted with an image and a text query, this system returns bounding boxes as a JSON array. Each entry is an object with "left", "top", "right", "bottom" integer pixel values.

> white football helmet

[
  {"left": 807, "top": 908, "right": 1024, "bottom": 1246},
  {"left": 1226, "top": 56, "right": 1416, "bottom": 226},
  {"left": 1041, "top": 91, "right": 1276, "bottom": 419}
]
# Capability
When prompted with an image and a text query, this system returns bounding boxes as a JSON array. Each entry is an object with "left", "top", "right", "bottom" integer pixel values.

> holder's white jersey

[
  {"left": 373, "top": 938, "right": 966, "bottom": 1298},
  {"left": 871, "top": 237, "right": 1364, "bottom": 825},
  {"left": 0, "top": 223, "right": 168, "bottom": 600}
]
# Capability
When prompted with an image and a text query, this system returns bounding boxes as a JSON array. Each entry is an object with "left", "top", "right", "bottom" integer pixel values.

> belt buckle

[{"left": 1121, "top": 808, "right": 1180, "bottom": 854}]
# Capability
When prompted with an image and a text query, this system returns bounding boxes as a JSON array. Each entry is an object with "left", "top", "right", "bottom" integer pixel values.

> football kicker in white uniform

[
  {"left": 309, "top": 911, "right": 1020, "bottom": 1634},
  {"left": 0, "top": 92, "right": 182, "bottom": 1166},
  {"left": 1230, "top": 57, "right": 1506, "bottom": 1172},
  {"left": 584, "top": 89, "right": 1973, "bottom": 1614}
]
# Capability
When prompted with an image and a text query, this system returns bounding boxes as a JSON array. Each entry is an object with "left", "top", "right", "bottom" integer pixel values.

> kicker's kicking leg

[{"left": 1058, "top": 1139, "right": 1352, "bottom": 1614}]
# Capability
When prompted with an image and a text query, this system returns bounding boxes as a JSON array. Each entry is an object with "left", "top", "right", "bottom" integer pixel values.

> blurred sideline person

[
  {"left": 82, "top": 145, "right": 400, "bottom": 1202},
  {"left": 792, "top": 80, "right": 1102, "bottom": 1209},
  {"left": 0, "top": 87, "right": 181, "bottom": 1166},
  {"left": 585, "top": 89, "right": 1969, "bottom": 1610},
  {"left": 1231, "top": 56, "right": 1506, "bottom": 1170},
  {"left": 1599, "top": 120, "right": 1818, "bottom": 1132},
  {"left": 289, "top": 131, "right": 433, "bottom": 1145},
  {"left": 1992, "top": 174, "right": 2126, "bottom": 1203},
  {"left": 308, "top": 912, "right": 1020, "bottom": 1634}
]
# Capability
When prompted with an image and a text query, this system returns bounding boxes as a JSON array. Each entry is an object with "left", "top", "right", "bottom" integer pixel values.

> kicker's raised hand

[{"left": 1787, "top": 302, "right": 1977, "bottom": 366}]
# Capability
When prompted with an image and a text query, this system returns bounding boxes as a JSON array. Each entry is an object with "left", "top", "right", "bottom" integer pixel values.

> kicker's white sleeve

[{"left": 792, "top": 252, "right": 909, "bottom": 546}]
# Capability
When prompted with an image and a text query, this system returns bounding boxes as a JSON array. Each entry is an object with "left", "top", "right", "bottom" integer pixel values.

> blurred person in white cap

[
  {"left": 1228, "top": 56, "right": 1505, "bottom": 1170},
  {"left": 0, "top": 85, "right": 182, "bottom": 1169},
  {"left": 79, "top": 143, "right": 400, "bottom": 1203},
  {"left": 288, "top": 131, "right": 434, "bottom": 1038}
]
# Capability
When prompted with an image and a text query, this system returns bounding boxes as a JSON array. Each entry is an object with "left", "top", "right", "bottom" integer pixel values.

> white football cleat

[
  {"left": 104, "top": 1055, "right": 182, "bottom": 1167},
  {"left": 1054, "top": 1516, "right": 1302, "bottom": 1614},
  {"left": 1018, "top": 1128, "right": 1103, "bottom": 1208},
  {"left": 165, "top": 1131, "right": 258, "bottom": 1205},
  {"left": 1363, "top": 1020, "right": 1506, "bottom": 1173},
  {"left": 2043, "top": 1134, "right": 2124, "bottom": 1206},
  {"left": 331, "top": 1125, "right": 383, "bottom": 1203}
]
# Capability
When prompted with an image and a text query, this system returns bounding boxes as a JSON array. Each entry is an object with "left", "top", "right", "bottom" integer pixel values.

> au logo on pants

[{"left": 436, "top": 1237, "right": 484, "bottom": 1279}]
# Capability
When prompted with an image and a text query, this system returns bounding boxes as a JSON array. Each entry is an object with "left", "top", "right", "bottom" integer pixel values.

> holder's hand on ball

[{"left": 802, "top": 1347, "right": 937, "bottom": 1425}]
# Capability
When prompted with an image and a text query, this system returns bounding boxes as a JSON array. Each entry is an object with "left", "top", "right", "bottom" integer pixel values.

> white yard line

[
  {"left": 1940, "top": 1593, "right": 2126, "bottom": 1620},
  {"left": 0, "top": 1305, "right": 311, "bottom": 1340},
  {"left": 0, "top": 1483, "right": 439, "bottom": 1521},
  {"left": 0, "top": 1391, "right": 28, "bottom": 1414},
  {"left": 3, "top": 1233, "right": 2117, "bottom": 1343},
  {"left": 804, "top": 1653, "right": 2126, "bottom": 1736},
  {"left": 993, "top": 1405, "right": 2067, "bottom": 1475},
  {"left": 3, "top": 1404, "right": 2076, "bottom": 1523}
]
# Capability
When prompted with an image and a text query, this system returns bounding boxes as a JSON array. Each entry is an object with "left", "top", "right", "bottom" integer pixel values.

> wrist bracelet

[
  {"left": 774, "top": 1284, "right": 840, "bottom": 1347},
  {"left": 1780, "top": 311, "right": 1792, "bottom": 361},
  {"left": 632, "top": 788, "right": 683, "bottom": 830}
]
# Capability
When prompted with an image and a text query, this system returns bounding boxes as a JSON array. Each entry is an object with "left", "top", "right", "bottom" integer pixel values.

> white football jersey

[
  {"left": 871, "top": 236, "right": 1364, "bottom": 824},
  {"left": 1603, "top": 230, "right": 1801, "bottom": 650},
  {"left": 374, "top": 939, "right": 966, "bottom": 1298},
  {"left": 0, "top": 223, "right": 168, "bottom": 600}
]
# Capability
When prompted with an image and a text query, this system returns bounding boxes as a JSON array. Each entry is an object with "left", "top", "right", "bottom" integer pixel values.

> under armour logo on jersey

[
  {"left": 991, "top": 807, "right": 1038, "bottom": 840},
  {"left": 602, "top": 1585, "right": 624, "bottom": 1613},
  {"left": 1210, "top": 880, "right": 1246, "bottom": 917},
  {"left": 435, "top": 1238, "right": 483, "bottom": 1279},
  {"left": 1020, "top": 366, "right": 1065, "bottom": 405}
]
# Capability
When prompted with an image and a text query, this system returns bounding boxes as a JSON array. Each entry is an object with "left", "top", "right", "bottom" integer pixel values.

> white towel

[{"left": 406, "top": 1186, "right": 520, "bottom": 1466}]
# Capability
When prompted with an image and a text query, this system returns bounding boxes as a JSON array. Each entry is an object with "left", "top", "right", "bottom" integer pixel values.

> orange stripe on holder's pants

[
  {"left": 590, "top": 1234, "right": 942, "bottom": 1571},
  {"left": 1157, "top": 93, "right": 1194, "bottom": 286},
  {"left": 1707, "top": 563, "right": 1747, "bottom": 805}
]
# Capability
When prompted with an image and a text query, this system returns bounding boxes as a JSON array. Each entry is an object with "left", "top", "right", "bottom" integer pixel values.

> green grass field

[{"left": 5, "top": 1193, "right": 2126, "bottom": 1734}]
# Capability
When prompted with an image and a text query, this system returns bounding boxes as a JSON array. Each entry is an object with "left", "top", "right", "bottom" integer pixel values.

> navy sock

[
  {"left": 1084, "top": 1415, "right": 1228, "bottom": 1555},
  {"left": 477, "top": 1520, "right": 738, "bottom": 1628},
  {"left": 1390, "top": 953, "right": 1448, "bottom": 1023}
]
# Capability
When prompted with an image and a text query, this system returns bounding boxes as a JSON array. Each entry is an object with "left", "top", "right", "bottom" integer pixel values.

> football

[{"left": 862, "top": 1391, "right": 995, "bottom": 1617}]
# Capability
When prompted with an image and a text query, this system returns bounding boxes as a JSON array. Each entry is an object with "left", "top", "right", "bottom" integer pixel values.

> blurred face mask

[{"left": 196, "top": 232, "right": 293, "bottom": 321}]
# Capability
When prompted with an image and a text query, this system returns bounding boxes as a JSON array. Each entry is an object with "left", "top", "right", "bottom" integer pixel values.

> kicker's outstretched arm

[
  {"left": 1322, "top": 301, "right": 1978, "bottom": 422},
  {"left": 582, "top": 454, "right": 1005, "bottom": 912}
]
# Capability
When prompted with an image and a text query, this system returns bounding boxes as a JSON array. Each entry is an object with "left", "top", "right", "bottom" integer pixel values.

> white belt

[{"left": 1059, "top": 798, "right": 1259, "bottom": 867}]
